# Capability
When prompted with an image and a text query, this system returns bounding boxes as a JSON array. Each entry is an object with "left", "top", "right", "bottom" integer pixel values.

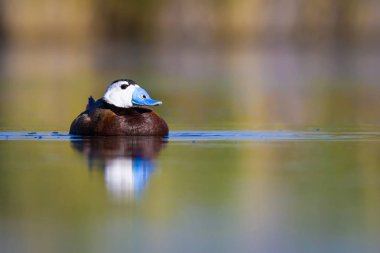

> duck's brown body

[{"left": 69, "top": 98, "right": 169, "bottom": 136}]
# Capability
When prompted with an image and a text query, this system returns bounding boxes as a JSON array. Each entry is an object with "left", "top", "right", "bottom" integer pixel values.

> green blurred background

[{"left": 0, "top": 0, "right": 379, "bottom": 131}]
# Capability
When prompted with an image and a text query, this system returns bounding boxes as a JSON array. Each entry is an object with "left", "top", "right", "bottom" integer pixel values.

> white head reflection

[{"left": 104, "top": 156, "right": 155, "bottom": 200}]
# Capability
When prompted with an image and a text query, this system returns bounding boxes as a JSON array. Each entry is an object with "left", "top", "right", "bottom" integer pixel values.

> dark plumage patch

[{"left": 110, "top": 79, "right": 137, "bottom": 86}]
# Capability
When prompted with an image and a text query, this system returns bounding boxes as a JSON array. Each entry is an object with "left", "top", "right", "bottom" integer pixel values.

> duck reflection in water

[{"left": 71, "top": 136, "right": 166, "bottom": 200}]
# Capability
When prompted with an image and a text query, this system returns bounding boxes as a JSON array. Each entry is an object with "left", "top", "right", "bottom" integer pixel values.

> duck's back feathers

[{"left": 70, "top": 99, "right": 168, "bottom": 136}]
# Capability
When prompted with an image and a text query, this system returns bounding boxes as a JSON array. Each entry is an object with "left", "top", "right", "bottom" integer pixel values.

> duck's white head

[{"left": 102, "top": 79, "right": 162, "bottom": 108}]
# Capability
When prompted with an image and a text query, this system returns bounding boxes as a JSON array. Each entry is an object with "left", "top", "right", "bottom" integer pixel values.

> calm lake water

[{"left": 1, "top": 131, "right": 380, "bottom": 253}]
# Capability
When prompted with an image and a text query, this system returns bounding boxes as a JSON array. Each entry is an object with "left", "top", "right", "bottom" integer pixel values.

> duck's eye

[{"left": 120, "top": 84, "right": 128, "bottom": 89}]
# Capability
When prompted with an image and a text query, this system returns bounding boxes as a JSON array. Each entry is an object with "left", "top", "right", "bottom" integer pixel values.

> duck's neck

[
  {"left": 102, "top": 99, "right": 123, "bottom": 111},
  {"left": 101, "top": 99, "right": 152, "bottom": 114}
]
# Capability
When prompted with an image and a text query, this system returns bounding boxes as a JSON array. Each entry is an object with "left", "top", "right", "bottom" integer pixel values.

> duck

[{"left": 69, "top": 79, "right": 169, "bottom": 136}]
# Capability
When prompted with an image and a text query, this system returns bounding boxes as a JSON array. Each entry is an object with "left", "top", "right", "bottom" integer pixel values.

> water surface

[{"left": 0, "top": 131, "right": 380, "bottom": 253}]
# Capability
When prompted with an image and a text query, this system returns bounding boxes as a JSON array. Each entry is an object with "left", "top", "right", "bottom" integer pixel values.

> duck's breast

[{"left": 70, "top": 108, "right": 169, "bottom": 136}]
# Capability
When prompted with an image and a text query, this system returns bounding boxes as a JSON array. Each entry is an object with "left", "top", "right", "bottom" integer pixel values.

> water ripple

[
  {"left": 0, "top": 131, "right": 379, "bottom": 142},
  {"left": 168, "top": 131, "right": 380, "bottom": 142}
]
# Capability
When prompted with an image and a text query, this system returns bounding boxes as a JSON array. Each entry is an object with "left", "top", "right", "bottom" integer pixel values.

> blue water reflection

[
  {"left": 1, "top": 130, "right": 380, "bottom": 141},
  {"left": 71, "top": 137, "right": 165, "bottom": 200}
]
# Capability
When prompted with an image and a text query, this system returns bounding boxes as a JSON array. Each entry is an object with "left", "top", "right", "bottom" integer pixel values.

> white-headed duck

[{"left": 70, "top": 79, "right": 169, "bottom": 136}]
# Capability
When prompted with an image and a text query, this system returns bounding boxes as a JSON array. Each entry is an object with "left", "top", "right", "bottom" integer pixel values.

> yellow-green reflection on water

[{"left": 0, "top": 132, "right": 379, "bottom": 252}]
